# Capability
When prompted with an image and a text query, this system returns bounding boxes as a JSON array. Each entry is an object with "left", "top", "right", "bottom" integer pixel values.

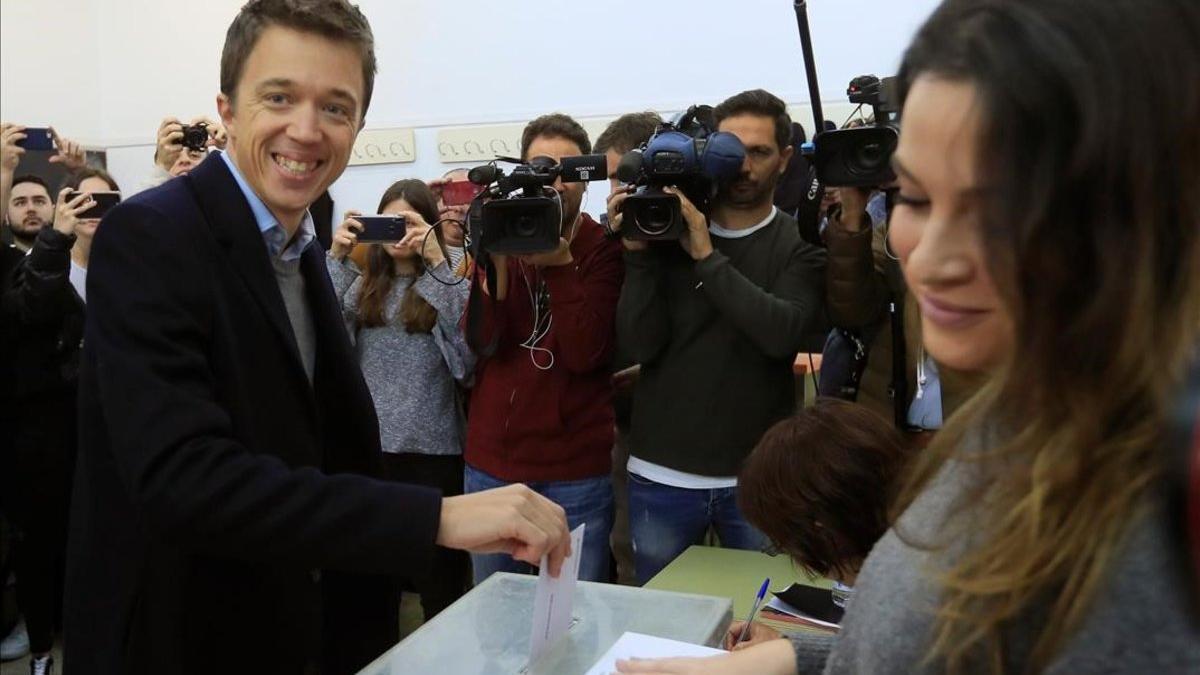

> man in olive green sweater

[{"left": 612, "top": 89, "right": 827, "bottom": 584}]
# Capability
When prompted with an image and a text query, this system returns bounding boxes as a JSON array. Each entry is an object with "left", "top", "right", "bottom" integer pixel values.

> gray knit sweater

[
  {"left": 616, "top": 209, "right": 826, "bottom": 476},
  {"left": 327, "top": 254, "right": 474, "bottom": 456},
  {"left": 789, "top": 437, "right": 1200, "bottom": 673}
]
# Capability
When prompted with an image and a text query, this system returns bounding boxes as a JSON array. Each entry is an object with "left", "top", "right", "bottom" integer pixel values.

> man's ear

[
  {"left": 779, "top": 144, "right": 795, "bottom": 175},
  {"left": 216, "top": 93, "right": 235, "bottom": 143}
]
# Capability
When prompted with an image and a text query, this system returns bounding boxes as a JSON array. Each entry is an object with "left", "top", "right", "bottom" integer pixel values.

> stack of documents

[{"left": 761, "top": 583, "right": 842, "bottom": 631}]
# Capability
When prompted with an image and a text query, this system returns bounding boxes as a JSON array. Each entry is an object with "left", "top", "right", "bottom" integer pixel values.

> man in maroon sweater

[{"left": 465, "top": 113, "right": 624, "bottom": 583}]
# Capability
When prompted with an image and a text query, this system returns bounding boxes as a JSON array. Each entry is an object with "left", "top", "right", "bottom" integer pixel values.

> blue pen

[{"left": 736, "top": 577, "right": 771, "bottom": 645}]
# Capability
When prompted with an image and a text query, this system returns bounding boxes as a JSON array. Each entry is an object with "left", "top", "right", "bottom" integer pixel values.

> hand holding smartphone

[
  {"left": 355, "top": 215, "right": 408, "bottom": 243},
  {"left": 67, "top": 191, "right": 121, "bottom": 219},
  {"left": 15, "top": 127, "right": 54, "bottom": 151}
]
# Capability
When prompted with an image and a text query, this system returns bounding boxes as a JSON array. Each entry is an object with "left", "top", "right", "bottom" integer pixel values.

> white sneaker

[{"left": 0, "top": 617, "right": 30, "bottom": 661}]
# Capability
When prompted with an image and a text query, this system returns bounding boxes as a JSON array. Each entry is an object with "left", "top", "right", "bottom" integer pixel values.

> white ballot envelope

[
  {"left": 528, "top": 523, "right": 586, "bottom": 665},
  {"left": 585, "top": 632, "right": 726, "bottom": 675}
]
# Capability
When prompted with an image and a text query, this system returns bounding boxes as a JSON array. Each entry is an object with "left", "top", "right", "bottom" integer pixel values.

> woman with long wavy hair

[
  {"left": 326, "top": 178, "right": 474, "bottom": 620},
  {"left": 617, "top": 0, "right": 1200, "bottom": 673}
]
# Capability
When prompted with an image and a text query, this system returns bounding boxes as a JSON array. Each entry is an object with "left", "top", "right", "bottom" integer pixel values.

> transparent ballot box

[{"left": 358, "top": 572, "right": 733, "bottom": 675}]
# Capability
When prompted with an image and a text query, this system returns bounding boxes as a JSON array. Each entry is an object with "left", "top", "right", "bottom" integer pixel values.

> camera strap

[{"left": 464, "top": 252, "right": 501, "bottom": 358}]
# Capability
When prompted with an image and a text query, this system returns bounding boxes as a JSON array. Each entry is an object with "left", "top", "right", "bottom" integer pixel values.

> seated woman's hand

[
  {"left": 723, "top": 620, "right": 782, "bottom": 651},
  {"left": 615, "top": 638, "right": 797, "bottom": 675}
]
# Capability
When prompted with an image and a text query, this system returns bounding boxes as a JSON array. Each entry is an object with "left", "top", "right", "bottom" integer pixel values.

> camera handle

[{"left": 792, "top": 0, "right": 827, "bottom": 137}]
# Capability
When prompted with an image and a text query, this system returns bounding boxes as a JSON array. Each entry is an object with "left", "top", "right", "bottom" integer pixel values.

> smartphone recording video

[
  {"left": 356, "top": 215, "right": 408, "bottom": 243},
  {"left": 16, "top": 127, "right": 55, "bottom": 151}
]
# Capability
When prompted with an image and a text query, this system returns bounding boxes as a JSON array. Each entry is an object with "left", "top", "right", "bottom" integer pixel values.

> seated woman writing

[{"left": 725, "top": 398, "right": 910, "bottom": 650}]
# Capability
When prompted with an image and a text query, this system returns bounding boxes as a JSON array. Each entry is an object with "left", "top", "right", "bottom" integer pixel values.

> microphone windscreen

[
  {"left": 699, "top": 131, "right": 745, "bottom": 183},
  {"left": 615, "top": 150, "right": 644, "bottom": 184},
  {"left": 468, "top": 164, "right": 499, "bottom": 186}
]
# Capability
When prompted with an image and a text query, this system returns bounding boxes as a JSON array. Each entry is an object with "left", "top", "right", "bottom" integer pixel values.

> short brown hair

[
  {"left": 62, "top": 168, "right": 121, "bottom": 193},
  {"left": 221, "top": 0, "right": 377, "bottom": 119},
  {"left": 713, "top": 88, "right": 793, "bottom": 152},
  {"left": 9, "top": 174, "right": 50, "bottom": 198},
  {"left": 594, "top": 111, "right": 662, "bottom": 155},
  {"left": 738, "top": 398, "right": 909, "bottom": 580},
  {"left": 520, "top": 113, "right": 590, "bottom": 160}
]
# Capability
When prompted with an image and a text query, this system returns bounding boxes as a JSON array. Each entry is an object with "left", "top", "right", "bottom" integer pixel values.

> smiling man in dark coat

[{"left": 63, "top": 2, "right": 571, "bottom": 673}]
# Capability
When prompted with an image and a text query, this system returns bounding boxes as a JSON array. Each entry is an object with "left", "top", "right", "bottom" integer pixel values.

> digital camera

[{"left": 181, "top": 123, "right": 210, "bottom": 153}]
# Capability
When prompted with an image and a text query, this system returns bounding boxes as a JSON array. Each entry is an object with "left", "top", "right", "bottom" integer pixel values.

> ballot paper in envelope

[{"left": 528, "top": 523, "right": 586, "bottom": 665}]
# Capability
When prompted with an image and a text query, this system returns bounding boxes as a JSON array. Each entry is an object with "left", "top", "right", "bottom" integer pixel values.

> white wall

[
  {"left": 2, "top": 0, "right": 940, "bottom": 216},
  {"left": 92, "top": 0, "right": 239, "bottom": 144},
  {"left": 1, "top": 0, "right": 104, "bottom": 140}
]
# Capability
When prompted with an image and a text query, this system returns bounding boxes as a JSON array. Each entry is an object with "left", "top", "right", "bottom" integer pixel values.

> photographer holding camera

[
  {"left": 151, "top": 115, "right": 227, "bottom": 180},
  {"left": 0, "top": 173, "right": 98, "bottom": 674},
  {"left": 594, "top": 111, "right": 664, "bottom": 583},
  {"left": 428, "top": 168, "right": 469, "bottom": 258},
  {"left": 613, "top": 89, "right": 826, "bottom": 584},
  {"left": 463, "top": 113, "right": 625, "bottom": 584},
  {"left": 823, "top": 116, "right": 975, "bottom": 438},
  {"left": 327, "top": 179, "right": 474, "bottom": 621},
  {"left": 2, "top": 124, "right": 87, "bottom": 250}
]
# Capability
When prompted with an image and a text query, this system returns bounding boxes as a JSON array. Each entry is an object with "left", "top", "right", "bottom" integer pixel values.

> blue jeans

[
  {"left": 464, "top": 464, "right": 614, "bottom": 584},
  {"left": 627, "top": 472, "right": 768, "bottom": 585}
]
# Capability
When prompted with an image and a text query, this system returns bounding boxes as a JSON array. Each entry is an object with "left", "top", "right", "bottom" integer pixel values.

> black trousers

[
  {"left": 0, "top": 389, "right": 76, "bottom": 654},
  {"left": 379, "top": 453, "right": 470, "bottom": 621}
]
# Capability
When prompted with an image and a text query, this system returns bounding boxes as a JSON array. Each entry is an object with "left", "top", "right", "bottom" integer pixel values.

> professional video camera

[
  {"left": 811, "top": 75, "right": 900, "bottom": 187},
  {"left": 790, "top": 3, "right": 901, "bottom": 189},
  {"left": 465, "top": 153, "right": 606, "bottom": 255},
  {"left": 615, "top": 105, "right": 746, "bottom": 241}
]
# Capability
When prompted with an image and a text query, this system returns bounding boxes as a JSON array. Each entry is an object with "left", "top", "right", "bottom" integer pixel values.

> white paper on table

[
  {"left": 528, "top": 523, "right": 586, "bottom": 665},
  {"left": 765, "top": 596, "right": 841, "bottom": 629},
  {"left": 584, "top": 632, "right": 726, "bottom": 675}
]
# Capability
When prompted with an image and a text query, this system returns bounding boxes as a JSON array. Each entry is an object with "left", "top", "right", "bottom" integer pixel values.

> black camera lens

[
  {"left": 512, "top": 215, "right": 540, "bottom": 238},
  {"left": 182, "top": 124, "right": 210, "bottom": 152},
  {"left": 851, "top": 142, "right": 887, "bottom": 174},
  {"left": 635, "top": 204, "right": 674, "bottom": 236}
]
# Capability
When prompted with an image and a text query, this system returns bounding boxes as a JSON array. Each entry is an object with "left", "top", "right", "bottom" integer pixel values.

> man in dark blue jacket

[{"left": 64, "top": 2, "right": 570, "bottom": 673}]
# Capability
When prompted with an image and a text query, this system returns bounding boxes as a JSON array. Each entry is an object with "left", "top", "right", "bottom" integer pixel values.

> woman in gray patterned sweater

[
  {"left": 616, "top": 0, "right": 1200, "bottom": 673},
  {"left": 326, "top": 179, "right": 474, "bottom": 620}
]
